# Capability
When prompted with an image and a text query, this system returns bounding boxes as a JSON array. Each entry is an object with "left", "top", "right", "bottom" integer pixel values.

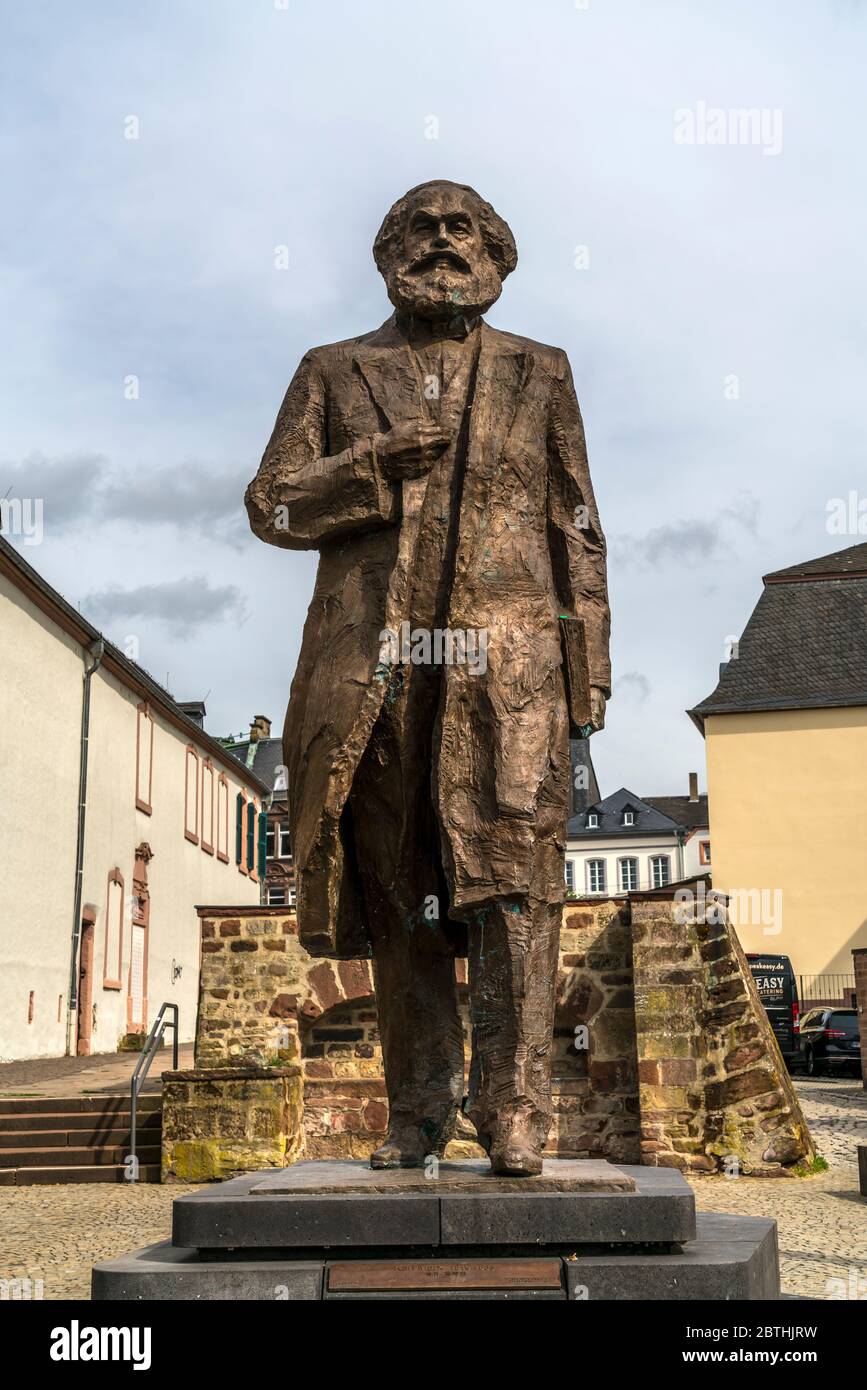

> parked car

[
  {"left": 797, "top": 1007, "right": 861, "bottom": 1076},
  {"left": 745, "top": 953, "right": 800, "bottom": 1067}
]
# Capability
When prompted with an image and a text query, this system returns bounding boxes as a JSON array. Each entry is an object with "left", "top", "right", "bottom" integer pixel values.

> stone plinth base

[
  {"left": 92, "top": 1159, "right": 780, "bottom": 1300},
  {"left": 161, "top": 1068, "right": 303, "bottom": 1183},
  {"left": 249, "top": 1157, "right": 636, "bottom": 1195}
]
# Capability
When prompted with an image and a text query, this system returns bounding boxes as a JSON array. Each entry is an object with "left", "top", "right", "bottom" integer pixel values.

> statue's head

[{"left": 373, "top": 179, "right": 517, "bottom": 321}]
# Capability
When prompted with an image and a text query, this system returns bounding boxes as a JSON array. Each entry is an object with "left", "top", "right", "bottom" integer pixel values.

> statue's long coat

[{"left": 246, "top": 315, "right": 610, "bottom": 958}]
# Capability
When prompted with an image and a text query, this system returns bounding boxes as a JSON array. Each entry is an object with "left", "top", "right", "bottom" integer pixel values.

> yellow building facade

[
  {"left": 703, "top": 707, "right": 867, "bottom": 975},
  {"left": 690, "top": 542, "right": 867, "bottom": 981}
]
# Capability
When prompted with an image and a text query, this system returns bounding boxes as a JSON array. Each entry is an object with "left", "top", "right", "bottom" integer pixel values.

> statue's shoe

[
  {"left": 487, "top": 1112, "right": 544, "bottom": 1176},
  {"left": 369, "top": 1132, "right": 429, "bottom": 1169},
  {"left": 489, "top": 1139, "right": 543, "bottom": 1177}
]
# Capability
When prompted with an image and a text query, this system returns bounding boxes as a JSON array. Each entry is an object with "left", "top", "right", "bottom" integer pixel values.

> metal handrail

[{"left": 128, "top": 1002, "right": 178, "bottom": 1181}]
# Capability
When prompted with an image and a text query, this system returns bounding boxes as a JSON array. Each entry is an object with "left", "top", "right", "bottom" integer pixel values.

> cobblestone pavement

[
  {"left": 0, "top": 1181, "right": 199, "bottom": 1301},
  {"left": 690, "top": 1078, "right": 867, "bottom": 1301},
  {"left": 0, "top": 1077, "right": 863, "bottom": 1301}
]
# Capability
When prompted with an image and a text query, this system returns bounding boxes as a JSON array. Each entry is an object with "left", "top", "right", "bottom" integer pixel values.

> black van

[{"left": 745, "top": 953, "right": 800, "bottom": 1067}]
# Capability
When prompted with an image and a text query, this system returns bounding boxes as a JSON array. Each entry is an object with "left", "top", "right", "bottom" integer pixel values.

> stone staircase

[{"left": 0, "top": 1094, "right": 162, "bottom": 1185}]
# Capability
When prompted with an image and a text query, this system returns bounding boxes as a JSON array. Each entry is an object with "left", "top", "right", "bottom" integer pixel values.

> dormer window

[
  {"left": 622, "top": 810, "right": 635, "bottom": 827},
  {"left": 587, "top": 812, "right": 599, "bottom": 829}
]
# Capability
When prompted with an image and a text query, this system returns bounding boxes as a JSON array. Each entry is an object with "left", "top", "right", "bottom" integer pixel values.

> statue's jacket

[{"left": 245, "top": 315, "right": 610, "bottom": 958}]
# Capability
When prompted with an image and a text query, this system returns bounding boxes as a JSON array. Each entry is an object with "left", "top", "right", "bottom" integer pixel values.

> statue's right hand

[{"left": 374, "top": 420, "right": 451, "bottom": 480}]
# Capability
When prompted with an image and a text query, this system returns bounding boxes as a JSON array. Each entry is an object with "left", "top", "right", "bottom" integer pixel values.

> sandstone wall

[
  {"left": 631, "top": 894, "right": 813, "bottom": 1174},
  {"left": 165, "top": 892, "right": 813, "bottom": 1180}
]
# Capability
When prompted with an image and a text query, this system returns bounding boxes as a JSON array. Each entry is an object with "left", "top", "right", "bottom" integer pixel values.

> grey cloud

[
  {"left": 2, "top": 453, "right": 106, "bottom": 527},
  {"left": 1, "top": 453, "right": 251, "bottom": 542},
  {"left": 613, "top": 520, "right": 722, "bottom": 569},
  {"left": 615, "top": 495, "right": 761, "bottom": 569},
  {"left": 83, "top": 576, "right": 247, "bottom": 636},
  {"left": 614, "top": 671, "right": 651, "bottom": 702}
]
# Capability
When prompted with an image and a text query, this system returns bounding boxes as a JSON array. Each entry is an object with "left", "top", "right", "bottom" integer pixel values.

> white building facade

[
  {"left": 565, "top": 782, "right": 710, "bottom": 898},
  {"left": 0, "top": 538, "right": 268, "bottom": 1062}
]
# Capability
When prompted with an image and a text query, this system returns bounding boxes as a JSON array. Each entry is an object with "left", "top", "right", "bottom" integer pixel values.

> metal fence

[{"left": 798, "top": 973, "right": 857, "bottom": 1009}]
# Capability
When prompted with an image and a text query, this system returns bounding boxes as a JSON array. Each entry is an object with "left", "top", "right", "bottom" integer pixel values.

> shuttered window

[{"left": 236, "top": 792, "right": 245, "bottom": 865}]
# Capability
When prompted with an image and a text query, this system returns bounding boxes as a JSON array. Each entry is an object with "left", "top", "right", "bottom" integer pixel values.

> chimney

[
  {"left": 178, "top": 700, "right": 206, "bottom": 729},
  {"left": 688, "top": 771, "right": 699, "bottom": 802},
  {"left": 250, "top": 714, "right": 272, "bottom": 743}
]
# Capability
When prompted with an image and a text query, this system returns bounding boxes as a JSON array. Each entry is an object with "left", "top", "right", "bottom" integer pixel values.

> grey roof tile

[{"left": 689, "top": 541, "right": 867, "bottom": 725}]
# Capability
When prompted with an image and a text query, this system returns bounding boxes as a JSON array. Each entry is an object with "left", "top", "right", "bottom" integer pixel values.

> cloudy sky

[{"left": 2, "top": 0, "right": 865, "bottom": 796}]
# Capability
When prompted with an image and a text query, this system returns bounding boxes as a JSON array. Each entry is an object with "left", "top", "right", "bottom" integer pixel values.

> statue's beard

[{"left": 384, "top": 257, "right": 503, "bottom": 321}]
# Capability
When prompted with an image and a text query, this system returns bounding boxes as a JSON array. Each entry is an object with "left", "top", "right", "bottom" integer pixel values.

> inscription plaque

[{"left": 327, "top": 1258, "right": 563, "bottom": 1292}]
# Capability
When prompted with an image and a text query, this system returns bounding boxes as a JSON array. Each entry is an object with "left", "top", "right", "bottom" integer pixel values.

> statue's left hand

[{"left": 590, "top": 686, "right": 607, "bottom": 732}]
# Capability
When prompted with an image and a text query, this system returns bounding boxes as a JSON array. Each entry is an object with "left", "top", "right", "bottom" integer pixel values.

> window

[
  {"left": 826, "top": 1011, "right": 858, "bottom": 1035},
  {"left": 619, "top": 858, "right": 639, "bottom": 892},
  {"left": 587, "top": 859, "right": 606, "bottom": 894},
  {"left": 699, "top": 840, "right": 711, "bottom": 866},
  {"left": 103, "top": 868, "right": 124, "bottom": 989},
  {"left": 565, "top": 859, "right": 575, "bottom": 892},
  {"left": 288, "top": 886, "right": 297, "bottom": 908},
  {"left": 266, "top": 822, "right": 276, "bottom": 859},
  {"left": 267, "top": 885, "right": 287, "bottom": 906},
  {"left": 246, "top": 800, "right": 256, "bottom": 876},
  {"left": 587, "top": 812, "right": 599, "bottom": 829},
  {"left": 622, "top": 810, "right": 634, "bottom": 827},
  {"left": 278, "top": 823, "right": 292, "bottom": 859},
  {"left": 650, "top": 855, "right": 671, "bottom": 889},
  {"left": 236, "top": 791, "right": 246, "bottom": 870},
  {"left": 201, "top": 759, "right": 215, "bottom": 854},
  {"left": 135, "top": 703, "right": 154, "bottom": 814},
  {"left": 184, "top": 746, "right": 200, "bottom": 844},
  {"left": 128, "top": 845, "right": 151, "bottom": 1034},
  {"left": 216, "top": 775, "right": 229, "bottom": 862},
  {"left": 242, "top": 801, "right": 267, "bottom": 881}
]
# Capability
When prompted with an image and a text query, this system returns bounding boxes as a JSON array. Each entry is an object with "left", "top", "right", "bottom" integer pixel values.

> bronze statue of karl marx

[{"left": 246, "top": 180, "right": 610, "bottom": 1175}]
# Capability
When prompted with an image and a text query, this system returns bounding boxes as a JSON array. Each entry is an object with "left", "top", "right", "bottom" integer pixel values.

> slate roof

[
  {"left": 644, "top": 795, "right": 709, "bottom": 832},
  {"left": 567, "top": 787, "right": 682, "bottom": 839},
  {"left": 689, "top": 541, "right": 867, "bottom": 729},
  {"left": 225, "top": 737, "right": 287, "bottom": 796}
]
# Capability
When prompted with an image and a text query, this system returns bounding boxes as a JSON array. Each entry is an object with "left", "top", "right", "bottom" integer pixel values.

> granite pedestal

[{"left": 92, "top": 1159, "right": 780, "bottom": 1300}]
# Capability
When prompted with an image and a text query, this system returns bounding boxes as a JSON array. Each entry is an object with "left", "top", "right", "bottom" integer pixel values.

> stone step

[
  {"left": 0, "top": 1127, "right": 159, "bottom": 1149},
  {"left": 0, "top": 1164, "right": 161, "bottom": 1186},
  {"left": 0, "top": 1145, "right": 161, "bottom": 1169},
  {"left": 171, "top": 1161, "right": 696, "bottom": 1251},
  {"left": 0, "top": 1094, "right": 162, "bottom": 1115},
  {"left": 91, "top": 1213, "right": 780, "bottom": 1300},
  {"left": 0, "top": 1109, "right": 161, "bottom": 1132}
]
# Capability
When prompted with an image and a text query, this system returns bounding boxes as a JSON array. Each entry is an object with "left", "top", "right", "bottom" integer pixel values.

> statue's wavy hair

[{"left": 373, "top": 180, "right": 518, "bottom": 280}]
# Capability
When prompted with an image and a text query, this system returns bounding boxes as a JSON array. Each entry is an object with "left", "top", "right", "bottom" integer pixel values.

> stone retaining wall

[
  {"left": 631, "top": 894, "right": 812, "bottom": 1174},
  {"left": 164, "top": 891, "right": 813, "bottom": 1180},
  {"left": 162, "top": 1066, "right": 303, "bottom": 1182}
]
